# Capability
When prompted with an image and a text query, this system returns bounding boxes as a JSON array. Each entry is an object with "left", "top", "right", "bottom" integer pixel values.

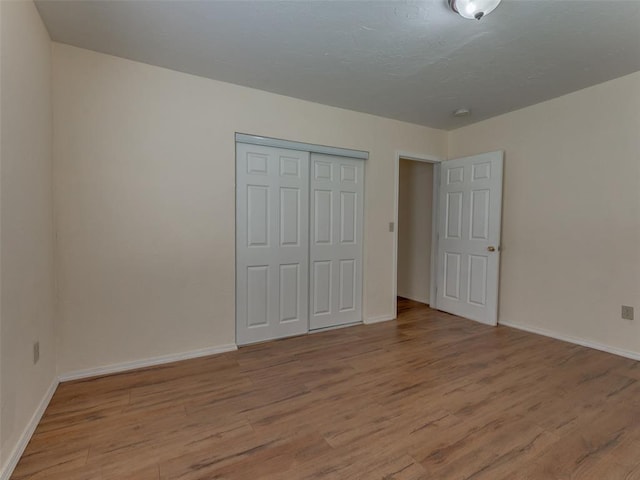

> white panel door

[
  {"left": 236, "top": 143, "right": 310, "bottom": 345},
  {"left": 436, "top": 151, "right": 503, "bottom": 325},
  {"left": 310, "top": 154, "right": 364, "bottom": 329}
]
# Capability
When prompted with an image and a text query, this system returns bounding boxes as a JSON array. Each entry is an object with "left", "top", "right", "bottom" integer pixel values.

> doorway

[
  {"left": 393, "top": 153, "right": 440, "bottom": 317},
  {"left": 393, "top": 151, "right": 504, "bottom": 325},
  {"left": 396, "top": 158, "right": 435, "bottom": 313}
]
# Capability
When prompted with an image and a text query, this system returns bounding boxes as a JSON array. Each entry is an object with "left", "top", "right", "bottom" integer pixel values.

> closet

[{"left": 236, "top": 137, "right": 365, "bottom": 345}]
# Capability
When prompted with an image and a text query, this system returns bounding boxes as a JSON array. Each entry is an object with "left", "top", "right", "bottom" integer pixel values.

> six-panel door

[
  {"left": 436, "top": 151, "right": 503, "bottom": 325},
  {"left": 236, "top": 144, "right": 310, "bottom": 345},
  {"left": 309, "top": 154, "right": 364, "bottom": 330}
]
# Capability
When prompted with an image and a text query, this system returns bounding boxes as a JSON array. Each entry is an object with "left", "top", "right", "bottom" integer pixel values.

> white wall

[
  {"left": 397, "top": 159, "right": 433, "bottom": 304},
  {"left": 0, "top": 0, "right": 56, "bottom": 474},
  {"left": 449, "top": 71, "right": 640, "bottom": 357},
  {"left": 52, "top": 43, "right": 448, "bottom": 375}
]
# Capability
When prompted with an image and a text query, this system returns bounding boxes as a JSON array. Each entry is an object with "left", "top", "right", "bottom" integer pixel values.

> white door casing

[
  {"left": 236, "top": 143, "right": 310, "bottom": 345},
  {"left": 436, "top": 151, "right": 503, "bottom": 325},
  {"left": 310, "top": 154, "right": 364, "bottom": 330}
]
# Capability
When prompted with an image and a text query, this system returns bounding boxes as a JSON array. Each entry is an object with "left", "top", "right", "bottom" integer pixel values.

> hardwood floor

[{"left": 12, "top": 298, "right": 640, "bottom": 479}]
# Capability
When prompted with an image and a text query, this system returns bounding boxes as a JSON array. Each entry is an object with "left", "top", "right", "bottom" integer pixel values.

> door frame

[{"left": 392, "top": 151, "right": 442, "bottom": 316}]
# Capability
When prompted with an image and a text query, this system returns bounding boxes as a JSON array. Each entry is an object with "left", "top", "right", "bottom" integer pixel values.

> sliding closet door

[
  {"left": 310, "top": 154, "right": 364, "bottom": 329},
  {"left": 236, "top": 143, "right": 309, "bottom": 345}
]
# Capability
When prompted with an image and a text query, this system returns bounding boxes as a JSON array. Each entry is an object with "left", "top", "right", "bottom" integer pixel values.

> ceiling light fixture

[{"left": 448, "top": 0, "right": 502, "bottom": 20}]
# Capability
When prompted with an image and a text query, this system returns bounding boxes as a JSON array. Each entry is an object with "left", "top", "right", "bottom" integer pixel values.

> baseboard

[
  {"left": 397, "top": 294, "right": 430, "bottom": 305},
  {"left": 365, "top": 314, "right": 396, "bottom": 324},
  {"left": 0, "top": 379, "right": 59, "bottom": 480},
  {"left": 1, "top": 344, "right": 238, "bottom": 478},
  {"left": 499, "top": 320, "right": 640, "bottom": 362},
  {"left": 59, "top": 344, "right": 238, "bottom": 382}
]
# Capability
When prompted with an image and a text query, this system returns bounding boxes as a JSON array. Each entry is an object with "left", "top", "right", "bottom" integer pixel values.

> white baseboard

[
  {"left": 397, "top": 294, "right": 430, "bottom": 305},
  {"left": 0, "top": 379, "right": 59, "bottom": 480},
  {"left": 365, "top": 314, "right": 396, "bottom": 324},
  {"left": 499, "top": 320, "right": 640, "bottom": 362},
  {"left": 59, "top": 344, "right": 238, "bottom": 382},
  {"left": 1, "top": 344, "right": 238, "bottom": 479}
]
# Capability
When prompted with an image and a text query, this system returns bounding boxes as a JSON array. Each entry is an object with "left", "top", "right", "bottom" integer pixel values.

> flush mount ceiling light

[
  {"left": 453, "top": 108, "right": 471, "bottom": 117},
  {"left": 448, "top": 0, "right": 502, "bottom": 20}
]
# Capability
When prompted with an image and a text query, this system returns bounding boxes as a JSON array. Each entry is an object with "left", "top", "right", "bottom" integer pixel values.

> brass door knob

[{"left": 487, "top": 246, "right": 496, "bottom": 252}]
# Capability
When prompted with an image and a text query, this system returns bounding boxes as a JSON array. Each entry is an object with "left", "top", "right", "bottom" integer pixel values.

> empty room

[{"left": 2, "top": 0, "right": 640, "bottom": 478}]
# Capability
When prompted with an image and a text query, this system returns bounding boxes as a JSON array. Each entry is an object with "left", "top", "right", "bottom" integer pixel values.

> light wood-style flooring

[{"left": 12, "top": 298, "right": 640, "bottom": 479}]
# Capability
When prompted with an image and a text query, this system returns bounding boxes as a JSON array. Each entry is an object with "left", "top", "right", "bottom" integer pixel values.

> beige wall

[
  {"left": 52, "top": 43, "right": 447, "bottom": 374},
  {"left": 449, "top": 71, "right": 640, "bottom": 356},
  {"left": 0, "top": 0, "right": 56, "bottom": 473},
  {"left": 397, "top": 160, "right": 433, "bottom": 304},
  {"left": 1, "top": 6, "right": 638, "bottom": 475}
]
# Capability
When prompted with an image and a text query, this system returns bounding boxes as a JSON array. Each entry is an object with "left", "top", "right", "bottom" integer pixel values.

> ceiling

[{"left": 35, "top": 0, "right": 640, "bottom": 130}]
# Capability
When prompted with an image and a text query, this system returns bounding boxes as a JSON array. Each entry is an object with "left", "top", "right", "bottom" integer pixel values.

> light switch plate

[{"left": 33, "top": 341, "right": 40, "bottom": 364}]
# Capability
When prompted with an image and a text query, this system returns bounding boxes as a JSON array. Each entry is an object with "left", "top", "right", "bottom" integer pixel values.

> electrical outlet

[
  {"left": 621, "top": 306, "right": 634, "bottom": 321},
  {"left": 33, "top": 341, "right": 40, "bottom": 364}
]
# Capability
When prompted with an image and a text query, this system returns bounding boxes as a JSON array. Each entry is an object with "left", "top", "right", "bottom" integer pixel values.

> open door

[{"left": 435, "top": 151, "right": 503, "bottom": 325}]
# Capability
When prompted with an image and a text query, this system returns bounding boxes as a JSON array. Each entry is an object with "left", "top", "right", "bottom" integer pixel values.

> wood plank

[{"left": 11, "top": 298, "right": 640, "bottom": 479}]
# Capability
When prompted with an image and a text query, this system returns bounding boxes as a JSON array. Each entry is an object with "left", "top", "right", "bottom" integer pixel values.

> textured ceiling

[{"left": 35, "top": 0, "right": 640, "bottom": 130}]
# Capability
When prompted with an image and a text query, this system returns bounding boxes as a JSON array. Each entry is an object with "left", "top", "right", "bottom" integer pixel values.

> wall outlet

[
  {"left": 33, "top": 341, "right": 40, "bottom": 364},
  {"left": 621, "top": 305, "right": 634, "bottom": 321}
]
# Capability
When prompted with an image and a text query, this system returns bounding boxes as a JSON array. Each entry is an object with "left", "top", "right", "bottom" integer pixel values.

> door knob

[{"left": 487, "top": 246, "right": 496, "bottom": 252}]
